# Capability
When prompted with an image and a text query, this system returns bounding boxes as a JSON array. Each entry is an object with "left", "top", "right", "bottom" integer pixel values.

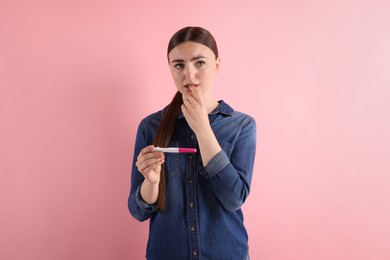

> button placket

[{"left": 186, "top": 130, "right": 200, "bottom": 259}]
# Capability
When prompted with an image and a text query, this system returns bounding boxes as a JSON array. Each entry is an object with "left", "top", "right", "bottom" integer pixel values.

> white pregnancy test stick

[{"left": 152, "top": 147, "right": 197, "bottom": 153}]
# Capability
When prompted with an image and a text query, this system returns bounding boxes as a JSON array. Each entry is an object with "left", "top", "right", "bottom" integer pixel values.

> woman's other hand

[{"left": 181, "top": 86, "right": 210, "bottom": 135}]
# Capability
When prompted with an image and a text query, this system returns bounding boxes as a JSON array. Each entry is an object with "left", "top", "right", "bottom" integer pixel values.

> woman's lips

[{"left": 184, "top": 84, "right": 199, "bottom": 88}]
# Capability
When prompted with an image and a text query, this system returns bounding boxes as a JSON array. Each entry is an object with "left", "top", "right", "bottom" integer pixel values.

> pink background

[{"left": 1, "top": 1, "right": 389, "bottom": 259}]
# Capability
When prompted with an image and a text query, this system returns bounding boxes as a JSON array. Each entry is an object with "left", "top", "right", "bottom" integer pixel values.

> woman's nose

[{"left": 184, "top": 64, "right": 196, "bottom": 80}]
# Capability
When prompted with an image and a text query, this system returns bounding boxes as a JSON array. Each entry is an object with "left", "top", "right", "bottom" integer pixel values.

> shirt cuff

[
  {"left": 135, "top": 185, "right": 158, "bottom": 212},
  {"left": 200, "top": 150, "right": 230, "bottom": 179}
]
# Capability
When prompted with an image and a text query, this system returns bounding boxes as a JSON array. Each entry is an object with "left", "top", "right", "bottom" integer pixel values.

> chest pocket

[
  {"left": 164, "top": 141, "right": 179, "bottom": 178},
  {"left": 165, "top": 153, "right": 179, "bottom": 178}
]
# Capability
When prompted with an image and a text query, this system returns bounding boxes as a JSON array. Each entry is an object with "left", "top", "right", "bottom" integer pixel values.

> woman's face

[{"left": 168, "top": 41, "right": 220, "bottom": 96}]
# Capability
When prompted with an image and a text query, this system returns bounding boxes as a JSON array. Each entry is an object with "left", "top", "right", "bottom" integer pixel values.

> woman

[{"left": 128, "top": 26, "right": 256, "bottom": 260}]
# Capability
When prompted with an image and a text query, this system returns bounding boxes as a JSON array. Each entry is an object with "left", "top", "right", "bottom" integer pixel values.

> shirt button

[
  {"left": 189, "top": 202, "right": 194, "bottom": 208},
  {"left": 192, "top": 250, "right": 198, "bottom": 256},
  {"left": 188, "top": 155, "right": 193, "bottom": 160},
  {"left": 187, "top": 178, "right": 193, "bottom": 184},
  {"left": 191, "top": 226, "right": 196, "bottom": 232}
]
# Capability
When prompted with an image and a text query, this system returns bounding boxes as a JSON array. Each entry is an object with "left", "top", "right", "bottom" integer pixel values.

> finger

[
  {"left": 181, "top": 86, "right": 191, "bottom": 96},
  {"left": 137, "top": 152, "right": 164, "bottom": 168},
  {"left": 181, "top": 104, "right": 188, "bottom": 119},
  {"left": 183, "top": 94, "right": 199, "bottom": 110},
  {"left": 143, "top": 158, "right": 165, "bottom": 173},
  {"left": 137, "top": 145, "right": 154, "bottom": 160},
  {"left": 182, "top": 98, "right": 191, "bottom": 112},
  {"left": 141, "top": 152, "right": 164, "bottom": 165},
  {"left": 138, "top": 156, "right": 164, "bottom": 173},
  {"left": 188, "top": 85, "right": 199, "bottom": 96},
  {"left": 188, "top": 87, "right": 202, "bottom": 103},
  {"left": 137, "top": 146, "right": 165, "bottom": 164},
  {"left": 187, "top": 95, "right": 197, "bottom": 105},
  {"left": 140, "top": 158, "right": 165, "bottom": 177},
  {"left": 182, "top": 93, "right": 192, "bottom": 105}
]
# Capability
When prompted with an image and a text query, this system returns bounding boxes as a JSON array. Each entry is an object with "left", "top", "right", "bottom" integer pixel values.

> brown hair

[{"left": 153, "top": 26, "right": 219, "bottom": 210}]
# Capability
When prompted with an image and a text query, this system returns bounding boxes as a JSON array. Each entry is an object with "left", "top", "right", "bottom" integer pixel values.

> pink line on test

[{"left": 178, "top": 148, "right": 197, "bottom": 153}]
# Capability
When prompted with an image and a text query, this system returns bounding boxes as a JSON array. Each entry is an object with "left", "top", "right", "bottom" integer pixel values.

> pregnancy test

[{"left": 152, "top": 147, "right": 197, "bottom": 153}]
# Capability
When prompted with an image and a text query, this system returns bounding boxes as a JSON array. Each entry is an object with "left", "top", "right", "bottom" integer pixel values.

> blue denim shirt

[{"left": 128, "top": 100, "right": 256, "bottom": 260}]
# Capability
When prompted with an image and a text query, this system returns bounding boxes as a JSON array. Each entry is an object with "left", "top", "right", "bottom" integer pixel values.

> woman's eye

[
  {"left": 174, "top": 63, "right": 184, "bottom": 69},
  {"left": 196, "top": 61, "right": 205, "bottom": 67}
]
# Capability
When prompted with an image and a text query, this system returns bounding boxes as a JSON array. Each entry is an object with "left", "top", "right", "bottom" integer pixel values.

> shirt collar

[{"left": 211, "top": 100, "right": 234, "bottom": 116}]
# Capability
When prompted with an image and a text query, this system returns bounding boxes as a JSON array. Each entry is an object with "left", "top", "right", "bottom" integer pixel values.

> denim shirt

[{"left": 128, "top": 100, "right": 256, "bottom": 260}]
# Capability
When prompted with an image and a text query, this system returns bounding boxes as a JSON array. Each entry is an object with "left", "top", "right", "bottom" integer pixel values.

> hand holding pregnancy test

[{"left": 152, "top": 147, "right": 197, "bottom": 153}]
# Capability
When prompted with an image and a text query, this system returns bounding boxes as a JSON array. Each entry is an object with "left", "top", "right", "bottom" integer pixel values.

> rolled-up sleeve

[
  {"left": 200, "top": 150, "right": 230, "bottom": 179},
  {"left": 200, "top": 119, "right": 257, "bottom": 212},
  {"left": 128, "top": 185, "right": 158, "bottom": 221}
]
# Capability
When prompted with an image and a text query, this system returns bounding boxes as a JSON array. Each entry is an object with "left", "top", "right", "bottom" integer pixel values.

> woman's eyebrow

[
  {"left": 171, "top": 58, "right": 184, "bottom": 63},
  {"left": 190, "top": 55, "right": 207, "bottom": 61},
  {"left": 171, "top": 55, "right": 207, "bottom": 63}
]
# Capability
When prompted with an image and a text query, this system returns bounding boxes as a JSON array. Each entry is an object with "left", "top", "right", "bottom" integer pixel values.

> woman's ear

[{"left": 215, "top": 58, "right": 221, "bottom": 72}]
